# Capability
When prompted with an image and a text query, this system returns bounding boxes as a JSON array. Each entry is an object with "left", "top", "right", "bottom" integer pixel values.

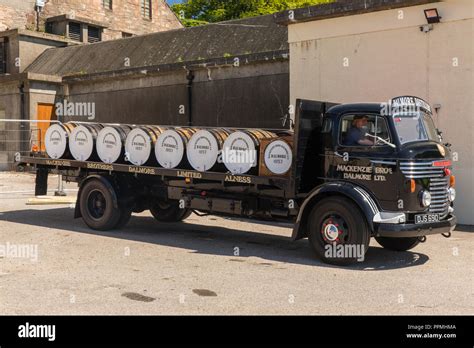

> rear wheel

[
  {"left": 150, "top": 200, "right": 192, "bottom": 223},
  {"left": 79, "top": 179, "right": 121, "bottom": 231},
  {"left": 375, "top": 236, "right": 420, "bottom": 251},
  {"left": 115, "top": 207, "right": 132, "bottom": 229},
  {"left": 308, "top": 196, "right": 370, "bottom": 265}
]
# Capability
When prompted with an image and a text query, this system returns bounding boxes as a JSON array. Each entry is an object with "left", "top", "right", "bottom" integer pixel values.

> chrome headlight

[
  {"left": 421, "top": 190, "right": 432, "bottom": 207},
  {"left": 448, "top": 187, "right": 456, "bottom": 202}
]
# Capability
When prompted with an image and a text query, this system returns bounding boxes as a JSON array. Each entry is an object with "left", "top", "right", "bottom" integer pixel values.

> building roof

[
  {"left": 25, "top": 15, "right": 288, "bottom": 79},
  {"left": 274, "top": 0, "right": 439, "bottom": 25}
]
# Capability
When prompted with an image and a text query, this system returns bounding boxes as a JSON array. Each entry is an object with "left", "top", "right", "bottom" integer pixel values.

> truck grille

[
  {"left": 400, "top": 161, "right": 450, "bottom": 219},
  {"left": 429, "top": 177, "right": 450, "bottom": 218},
  {"left": 400, "top": 161, "right": 445, "bottom": 178}
]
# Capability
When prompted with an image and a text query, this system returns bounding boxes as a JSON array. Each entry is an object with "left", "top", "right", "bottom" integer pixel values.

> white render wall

[{"left": 288, "top": 0, "right": 473, "bottom": 224}]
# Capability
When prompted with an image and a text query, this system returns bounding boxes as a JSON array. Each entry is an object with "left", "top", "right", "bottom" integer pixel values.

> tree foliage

[{"left": 172, "top": 0, "right": 334, "bottom": 26}]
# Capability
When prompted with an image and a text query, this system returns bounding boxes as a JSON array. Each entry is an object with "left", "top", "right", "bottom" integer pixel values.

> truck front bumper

[{"left": 375, "top": 215, "right": 457, "bottom": 238}]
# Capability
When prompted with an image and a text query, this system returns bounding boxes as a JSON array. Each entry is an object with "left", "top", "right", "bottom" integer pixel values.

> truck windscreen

[{"left": 392, "top": 112, "right": 439, "bottom": 145}]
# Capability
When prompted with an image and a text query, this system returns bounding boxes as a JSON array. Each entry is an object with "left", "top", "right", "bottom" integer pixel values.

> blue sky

[{"left": 167, "top": 0, "right": 184, "bottom": 4}]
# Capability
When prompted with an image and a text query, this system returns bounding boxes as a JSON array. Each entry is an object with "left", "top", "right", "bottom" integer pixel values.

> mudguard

[{"left": 292, "top": 182, "right": 380, "bottom": 241}]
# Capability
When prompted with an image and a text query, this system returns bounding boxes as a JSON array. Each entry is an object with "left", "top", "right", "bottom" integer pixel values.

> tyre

[
  {"left": 375, "top": 236, "right": 420, "bottom": 251},
  {"left": 150, "top": 200, "right": 192, "bottom": 223},
  {"left": 115, "top": 207, "right": 132, "bottom": 229},
  {"left": 79, "top": 178, "right": 121, "bottom": 231},
  {"left": 308, "top": 196, "right": 370, "bottom": 265}
]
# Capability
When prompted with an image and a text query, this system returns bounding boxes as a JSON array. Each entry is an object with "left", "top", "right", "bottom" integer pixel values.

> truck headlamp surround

[
  {"left": 448, "top": 187, "right": 456, "bottom": 202},
  {"left": 420, "top": 190, "right": 432, "bottom": 207}
]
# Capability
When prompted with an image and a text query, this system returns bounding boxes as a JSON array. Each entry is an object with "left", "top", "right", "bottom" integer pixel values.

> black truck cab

[{"left": 292, "top": 96, "right": 456, "bottom": 263}]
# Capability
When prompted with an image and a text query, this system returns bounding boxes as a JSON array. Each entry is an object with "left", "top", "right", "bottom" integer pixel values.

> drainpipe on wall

[
  {"left": 186, "top": 70, "right": 195, "bottom": 127},
  {"left": 35, "top": 1, "right": 45, "bottom": 32},
  {"left": 18, "top": 82, "right": 27, "bottom": 157}
]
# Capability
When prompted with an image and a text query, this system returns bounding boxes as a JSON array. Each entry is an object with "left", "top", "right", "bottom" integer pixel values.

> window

[
  {"left": 88, "top": 26, "right": 101, "bottom": 43},
  {"left": 141, "top": 0, "right": 152, "bottom": 19},
  {"left": 0, "top": 39, "right": 6, "bottom": 74},
  {"left": 102, "top": 0, "right": 112, "bottom": 10},
  {"left": 68, "top": 22, "right": 81, "bottom": 41},
  {"left": 393, "top": 112, "right": 438, "bottom": 145},
  {"left": 340, "top": 114, "right": 391, "bottom": 147},
  {"left": 45, "top": 22, "right": 53, "bottom": 35}
]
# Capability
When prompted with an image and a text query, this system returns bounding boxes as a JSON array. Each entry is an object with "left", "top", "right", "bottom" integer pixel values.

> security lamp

[{"left": 424, "top": 8, "right": 441, "bottom": 24}]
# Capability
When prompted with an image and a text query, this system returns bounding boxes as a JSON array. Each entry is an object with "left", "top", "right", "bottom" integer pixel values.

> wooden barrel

[
  {"left": 222, "top": 129, "right": 277, "bottom": 174},
  {"left": 155, "top": 127, "right": 197, "bottom": 169},
  {"left": 125, "top": 125, "right": 165, "bottom": 166},
  {"left": 186, "top": 128, "right": 230, "bottom": 172},
  {"left": 96, "top": 125, "right": 132, "bottom": 164},
  {"left": 69, "top": 123, "right": 103, "bottom": 161},
  {"left": 44, "top": 122, "right": 77, "bottom": 159},
  {"left": 261, "top": 138, "right": 293, "bottom": 176}
]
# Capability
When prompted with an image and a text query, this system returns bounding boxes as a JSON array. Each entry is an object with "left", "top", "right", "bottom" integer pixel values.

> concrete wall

[
  {"left": 0, "top": 78, "right": 22, "bottom": 169},
  {"left": 19, "top": 35, "right": 70, "bottom": 72},
  {"left": 64, "top": 61, "right": 290, "bottom": 129},
  {"left": 288, "top": 0, "right": 473, "bottom": 224},
  {"left": 0, "top": 0, "right": 182, "bottom": 37},
  {"left": 0, "top": 30, "right": 72, "bottom": 74}
]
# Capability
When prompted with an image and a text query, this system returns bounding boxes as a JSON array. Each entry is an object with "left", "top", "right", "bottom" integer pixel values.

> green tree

[{"left": 172, "top": 0, "right": 334, "bottom": 27}]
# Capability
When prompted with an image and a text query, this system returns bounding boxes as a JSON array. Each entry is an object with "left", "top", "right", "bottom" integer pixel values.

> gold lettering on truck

[
  {"left": 177, "top": 171, "right": 202, "bottom": 179},
  {"left": 46, "top": 160, "right": 71, "bottom": 167},
  {"left": 87, "top": 163, "right": 114, "bottom": 171},
  {"left": 225, "top": 175, "right": 252, "bottom": 184},
  {"left": 128, "top": 166, "right": 156, "bottom": 175}
]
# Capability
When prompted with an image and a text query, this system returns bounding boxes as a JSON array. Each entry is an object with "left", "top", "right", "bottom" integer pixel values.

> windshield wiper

[{"left": 365, "top": 133, "right": 396, "bottom": 148}]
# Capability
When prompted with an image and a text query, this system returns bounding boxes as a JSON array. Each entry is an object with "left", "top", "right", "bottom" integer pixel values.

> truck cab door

[{"left": 330, "top": 113, "right": 398, "bottom": 208}]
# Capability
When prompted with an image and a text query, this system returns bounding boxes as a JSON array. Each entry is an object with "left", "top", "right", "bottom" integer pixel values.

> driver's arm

[{"left": 357, "top": 138, "right": 375, "bottom": 146}]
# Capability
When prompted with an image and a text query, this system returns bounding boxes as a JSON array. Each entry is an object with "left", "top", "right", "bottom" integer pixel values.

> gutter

[{"left": 274, "top": 0, "right": 439, "bottom": 25}]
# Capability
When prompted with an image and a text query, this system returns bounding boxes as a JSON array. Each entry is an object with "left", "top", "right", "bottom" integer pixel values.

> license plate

[{"left": 415, "top": 214, "right": 440, "bottom": 224}]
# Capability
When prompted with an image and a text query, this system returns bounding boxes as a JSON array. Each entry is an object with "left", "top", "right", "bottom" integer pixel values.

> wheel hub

[
  {"left": 323, "top": 223, "right": 339, "bottom": 242},
  {"left": 87, "top": 190, "right": 107, "bottom": 219},
  {"left": 321, "top": 216, "right": 347, "bottom": 244}
]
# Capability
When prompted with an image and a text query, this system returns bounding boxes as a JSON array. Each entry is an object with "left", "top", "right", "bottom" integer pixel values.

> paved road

[{"left": 0, "top": 173, "right": 472, "bottom": 315}]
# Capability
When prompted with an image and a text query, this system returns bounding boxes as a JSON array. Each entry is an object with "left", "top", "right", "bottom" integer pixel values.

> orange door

[{"left": 36, "top": 103, "right": 56, "bottom": 152}]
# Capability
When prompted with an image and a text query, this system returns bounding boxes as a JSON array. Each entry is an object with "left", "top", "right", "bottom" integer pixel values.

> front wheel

[
  {"left": 375, "top": 236, "right": 420, "bottom": 251},
  {"left": 308, "top": 196, "right": 370, "bottom": 265},
  {"left": 150, "top": 200, "right": 192, "bottom": 223}
]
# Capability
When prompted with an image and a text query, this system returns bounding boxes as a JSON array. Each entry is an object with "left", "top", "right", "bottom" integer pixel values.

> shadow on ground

[{"left": 0, "top": 208, "right": 431, "bottom": 271}]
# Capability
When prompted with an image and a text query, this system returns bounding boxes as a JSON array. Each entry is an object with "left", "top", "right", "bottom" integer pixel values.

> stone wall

[{"left": 0, "top": 0, "right": 182, "bottom": 38}]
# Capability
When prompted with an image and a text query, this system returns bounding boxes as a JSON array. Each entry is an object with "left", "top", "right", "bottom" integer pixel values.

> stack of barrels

[{"left": 44, "top": 122, "right": 293, "bottom": 176}]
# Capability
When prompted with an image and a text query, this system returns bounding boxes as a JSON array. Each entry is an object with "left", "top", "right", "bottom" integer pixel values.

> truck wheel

[
  {"left": 150, "top": 201, "right": 192, "bottom": 223},
  {"left": 375, "top": 237, "right": 420, "bottom": 251},
  {"left": 79, "top": 179, "right": 121, "bottom": 231},
  {"left": 115, "top": 208, "right": 132, "bottom": 229},
  {"left": 308, "top": 196, "right": 370, "bottom": 265}
]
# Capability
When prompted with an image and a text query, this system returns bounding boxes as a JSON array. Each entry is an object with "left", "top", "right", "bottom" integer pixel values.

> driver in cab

[{"left": 346, "top": 115, "right": 375, "bottom": 146}]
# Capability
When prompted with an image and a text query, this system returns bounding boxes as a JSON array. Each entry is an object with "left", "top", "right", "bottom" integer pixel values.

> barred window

[
  {"left": 141, "top": 0, "right": 152, "bottom": 19},
  {"left": 0, "top": 40, "right": 6, "bottom": 74},
  {"left": 68, "top": 22, "right": 81, "bottom": 41},
  {"left": 88, "top": 26, "right": 101, "bottom": 43},
  {"left": 103, "top": 0, "right": 112, "bottom": 10}
]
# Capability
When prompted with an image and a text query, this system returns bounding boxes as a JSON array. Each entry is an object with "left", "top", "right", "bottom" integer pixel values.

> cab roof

[{"left": 326, "top": 103, "right": 385, "bottom": 116}]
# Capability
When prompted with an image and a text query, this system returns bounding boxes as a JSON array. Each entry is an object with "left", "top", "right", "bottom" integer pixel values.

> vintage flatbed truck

[{"left": 15, "top": 96, "right": 457, "bottom": 265}]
